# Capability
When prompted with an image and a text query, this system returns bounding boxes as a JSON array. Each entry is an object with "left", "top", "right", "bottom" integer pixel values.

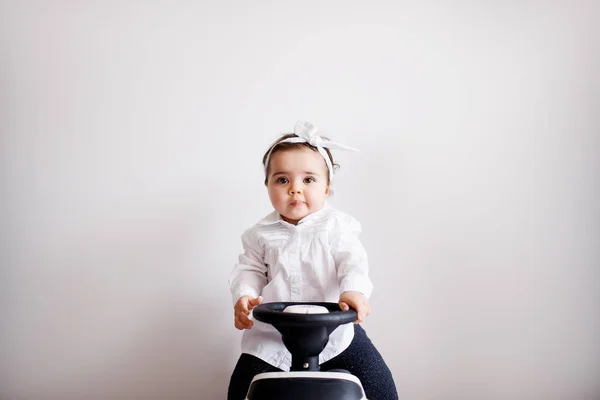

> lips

[{"left": 289, "top": 200, "right": 305, "bottom": 206}]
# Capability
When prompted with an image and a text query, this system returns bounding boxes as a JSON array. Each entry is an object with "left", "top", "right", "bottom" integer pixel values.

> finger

[
  {"left": 235, "top": 314, "right": 253, "bottom": 330},
  {"left": 236, "top": 307, "right": 249, "bottom": 316},
  {"left": 356, "top": 305, "right": 366, "bottom": 323},
  {"left": 235, "top": 317, "right": 248, "bottom": 330},
  {"left": 237, "top": 300, "right": 250, "bottom": 314},
  {"left": 359, "top": 302, "right": 367, "bottom": 319},
  {"left": 235, "top": 319, "right": 252, "bottom": 330},
  {"left": 339, "top": 301, "right": 350, "bottom": 311},
  {"left": 236, "top": 310, "right": 253, "bottom": 325},
  {"left": 235, "top": 315, "right": 246, "bottom": 330},
  {"left": 248, "top": 296, "right": 263, "bottom": 309}
]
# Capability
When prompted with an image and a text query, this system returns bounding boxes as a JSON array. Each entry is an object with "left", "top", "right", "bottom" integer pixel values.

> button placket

[{"left": 288, "top": 232, "right": 302, "bottom": 301}]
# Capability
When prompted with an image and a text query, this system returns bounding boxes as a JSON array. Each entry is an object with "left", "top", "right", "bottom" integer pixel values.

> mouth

[{"left": 289, "top": 200, "right": 306, "bottom": 206}]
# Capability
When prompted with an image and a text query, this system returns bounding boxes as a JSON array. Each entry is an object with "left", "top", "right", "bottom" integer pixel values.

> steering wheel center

[{"left": 253, "top": 302, "right": 357, "bottom": 371}]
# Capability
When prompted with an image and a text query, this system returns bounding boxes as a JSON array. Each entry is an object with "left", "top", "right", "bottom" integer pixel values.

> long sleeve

[
  {"left": 331, "top": 217, "right": 374, "bottom": 298},
  {"left": 228, "top": 228, "right": 268, "bottom": 305}
]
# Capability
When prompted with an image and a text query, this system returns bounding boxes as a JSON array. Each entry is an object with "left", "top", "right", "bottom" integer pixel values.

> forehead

[{"left": 269, "top": 147, "right": 328, "bottom": 174}]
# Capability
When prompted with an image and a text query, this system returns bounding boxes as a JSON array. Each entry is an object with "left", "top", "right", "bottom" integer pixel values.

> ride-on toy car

[{"left": 245, "top": 302, "right": 367, "bottom": 400}]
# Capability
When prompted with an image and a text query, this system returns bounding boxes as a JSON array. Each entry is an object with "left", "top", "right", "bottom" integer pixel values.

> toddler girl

[{"left": 227, "top": 121, "right": 398, "bottom": 399}]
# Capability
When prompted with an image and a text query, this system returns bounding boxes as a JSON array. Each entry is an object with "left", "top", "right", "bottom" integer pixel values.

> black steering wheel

[{"left": 253, "top": 302, "right": 357, "bottom": 371}]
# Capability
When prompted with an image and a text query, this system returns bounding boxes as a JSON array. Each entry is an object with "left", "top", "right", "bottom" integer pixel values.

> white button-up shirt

[{"left": 229, "top": 203, "right": 373, "bottom": 371}]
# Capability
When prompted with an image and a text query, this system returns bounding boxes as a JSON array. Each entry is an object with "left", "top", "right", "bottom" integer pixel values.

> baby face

[{"left": 266, "top": 147, "right": 330, "bottom": 225}]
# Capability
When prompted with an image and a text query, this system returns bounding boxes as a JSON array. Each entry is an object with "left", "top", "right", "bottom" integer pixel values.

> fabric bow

[{"left": 264, "top": 121, "right": 358, "bottom": 182}]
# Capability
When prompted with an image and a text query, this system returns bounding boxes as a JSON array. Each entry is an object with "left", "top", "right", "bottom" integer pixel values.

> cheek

[
  {"left": 268, "top": 187, "right": 285, "bottom": 202},
  {"left": 306, "top": 185, "right": 328, "bottom": 202}
]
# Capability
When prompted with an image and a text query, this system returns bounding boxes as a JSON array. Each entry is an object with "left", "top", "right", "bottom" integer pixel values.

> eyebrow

[{"left": 271, "top": 171, "right": 322, "bottom": 177}]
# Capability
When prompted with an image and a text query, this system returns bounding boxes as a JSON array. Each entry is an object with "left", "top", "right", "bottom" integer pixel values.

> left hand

[{"left": 339, "top": 291, "right": 371, "bottom": 324}]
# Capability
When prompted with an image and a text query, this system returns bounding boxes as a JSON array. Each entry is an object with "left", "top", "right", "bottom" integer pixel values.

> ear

[{"left": 325, "top": 185, "right": 330, "bottom": 196}]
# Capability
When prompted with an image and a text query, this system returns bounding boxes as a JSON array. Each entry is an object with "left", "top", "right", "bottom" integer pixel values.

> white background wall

[{"left": 1, "top": 1, "right": 599, "bottom": 399}]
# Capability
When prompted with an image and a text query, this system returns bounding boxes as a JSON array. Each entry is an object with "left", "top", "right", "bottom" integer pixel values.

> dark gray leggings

[{"left": 227, "top": 324, "right": 398, "bottom": 399}]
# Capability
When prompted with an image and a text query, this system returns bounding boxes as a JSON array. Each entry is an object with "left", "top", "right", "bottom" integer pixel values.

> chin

[
  {"left": 286, "top": 212, "right": 309, "bottom": 221},
  {"left": 289, "top": 213, "right": 308, "bottom": 220}
]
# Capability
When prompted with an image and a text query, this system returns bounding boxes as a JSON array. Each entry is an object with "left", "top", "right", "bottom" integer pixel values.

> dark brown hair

[{"left": 262, "top": 133, "right": 339, "bottom": 184}]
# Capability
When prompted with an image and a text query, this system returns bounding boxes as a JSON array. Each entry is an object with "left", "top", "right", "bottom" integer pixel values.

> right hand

[{"left": 234, "top": 295, "right": 263, "bottom": 330}]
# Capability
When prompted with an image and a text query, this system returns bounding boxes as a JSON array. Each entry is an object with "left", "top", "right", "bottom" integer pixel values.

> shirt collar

[{"left": 257, "top": 202, "right": 331, "bottom": 227}]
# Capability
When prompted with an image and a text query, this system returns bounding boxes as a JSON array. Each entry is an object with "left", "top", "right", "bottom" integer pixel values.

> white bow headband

[{"left": 264, "top": 121, "right": 358, "bottom": 182}]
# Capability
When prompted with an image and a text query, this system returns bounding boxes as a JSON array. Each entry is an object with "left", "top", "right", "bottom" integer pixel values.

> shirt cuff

[
  {"left": 231, "top": 284, "right": 261, "bottom": 306},
  {"left": 339, "top": 277, "right": 373, "bottom": 299}
]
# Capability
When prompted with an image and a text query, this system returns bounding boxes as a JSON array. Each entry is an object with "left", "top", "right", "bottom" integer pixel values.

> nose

[{"left": 289, "top": 186, "right": 303, "bottom": 195}]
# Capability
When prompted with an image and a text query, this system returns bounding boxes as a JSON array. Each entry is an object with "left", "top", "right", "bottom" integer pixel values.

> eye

[
  {"left": 303, "top": 176, "right": 315, "bottom": 184},
  {"left": 275, "top": 177, "right": 289, "bottom": 184}
]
